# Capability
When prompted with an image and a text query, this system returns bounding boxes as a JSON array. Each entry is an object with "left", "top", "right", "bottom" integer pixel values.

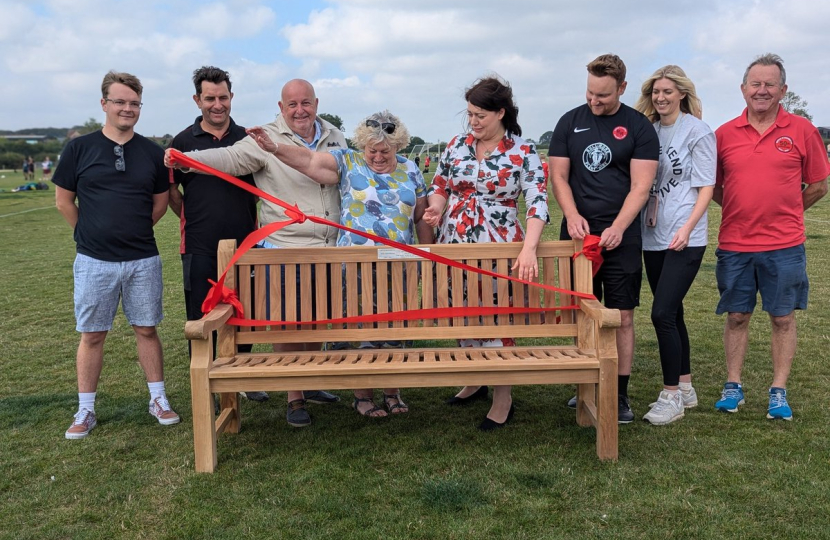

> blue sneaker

[
  {"left": 715, "top": 382, "right": 745, "bottom": 413},
  {"left": 767, "top": 387, "right": 793, "bottom": 421}
]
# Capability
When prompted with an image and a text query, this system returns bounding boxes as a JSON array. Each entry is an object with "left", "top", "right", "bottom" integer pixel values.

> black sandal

[
  {"left": 383, "top": 393, "right": 409, "bottom": 414},
  {"left": 352, "top": 397, "right": 386, "bottom": 418}
]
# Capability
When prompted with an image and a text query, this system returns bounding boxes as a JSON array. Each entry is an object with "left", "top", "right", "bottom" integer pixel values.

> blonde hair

[
  {"left": 352, "top": 110, "right": 410, "bottom": 152},
  {"left": 634, "top": 65, "right": 703, "bottom": 123}
]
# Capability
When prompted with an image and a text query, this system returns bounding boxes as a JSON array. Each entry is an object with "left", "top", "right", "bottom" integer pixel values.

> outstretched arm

[{"left": 246, "top": 126, "right": 340, "bottom": 185}]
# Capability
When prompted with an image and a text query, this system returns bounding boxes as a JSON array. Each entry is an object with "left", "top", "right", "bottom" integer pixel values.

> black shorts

[{"left": 593, "top": 238, "right": 642, "bottom": 310}]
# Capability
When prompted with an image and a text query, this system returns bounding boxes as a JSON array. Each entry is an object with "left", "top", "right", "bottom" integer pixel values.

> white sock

[
  {"left": 79, "top": 392, "right": 96, "bottom": 414},
  {"left": 663, "top": 388, "right": 681, "bottom": 397},
  {"left": 148, "top": 381, "right": 166, "bottom": 402},
  {"left": 679, "top": 382, "right": 693, "bottom": 392}
]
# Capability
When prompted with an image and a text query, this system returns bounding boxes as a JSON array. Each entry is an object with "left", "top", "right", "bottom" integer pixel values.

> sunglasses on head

[
  {"left": 114, "top": 145, "right": 125, "bottom": 172},
  {"left": 365, "top": 119, "right": 396, "bottom": 134}
]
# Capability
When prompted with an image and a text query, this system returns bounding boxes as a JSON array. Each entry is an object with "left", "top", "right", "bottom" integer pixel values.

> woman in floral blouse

[{"left": 423, "top": 76, "right": 549, "bottom": 430}]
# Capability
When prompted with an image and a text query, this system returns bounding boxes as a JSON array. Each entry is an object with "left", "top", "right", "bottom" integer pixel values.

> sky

[{"left": 1, "top": 0, "right": 828, "bottom": 145}]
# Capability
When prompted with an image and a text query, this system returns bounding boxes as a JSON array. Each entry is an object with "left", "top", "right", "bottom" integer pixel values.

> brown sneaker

[
  {"left": 149, "top": 397, "right": 180, "bottom": 426},
  {"left": 65, "top": 409, "right": 97, "bottom": 440}
]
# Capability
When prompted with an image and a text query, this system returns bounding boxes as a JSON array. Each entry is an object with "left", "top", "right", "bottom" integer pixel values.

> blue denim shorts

[
  {"left": 73, "top": 254, "right": 163, "bottom": 332},
  {"left": 715, "top": 244, "right": 809, "bottom": 316}
]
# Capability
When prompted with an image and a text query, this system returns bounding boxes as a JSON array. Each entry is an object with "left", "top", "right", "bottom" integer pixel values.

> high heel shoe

[
  {"left": 478, "top": 404, "right": 515, "bottom": 431},
  {"left": 445, "top": 385, "right": 489, "bottom": 406}
]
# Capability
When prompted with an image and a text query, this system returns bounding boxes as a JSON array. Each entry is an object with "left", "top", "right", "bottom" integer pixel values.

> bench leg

[
  {"left": 596, "top": 357, "right": 619, "bottom": 461},
  {"left": 191, "top": 340, "right": 218, "bottom": 473}
]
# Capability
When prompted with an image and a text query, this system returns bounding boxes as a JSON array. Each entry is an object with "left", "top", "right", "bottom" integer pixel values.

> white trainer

[
  {"left": 649, "top": 386, "right": 699, "bottom": 409},
  {"left": 65, "top": 409, "right": 97, "bottom": 439},
  {"left": 680, "top": 386, "right": 698, "bottom": 408},
  {"left": 643, "top": 391, "right": 685, "bottom": 425},
  {"left": 149, "top": 396, "right": 181, "bottom": 426}
]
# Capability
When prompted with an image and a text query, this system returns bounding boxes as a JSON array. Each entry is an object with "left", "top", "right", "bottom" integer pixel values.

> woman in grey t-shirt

[{"left": 634, "top": 65, "right": 716, "bottom": 426}]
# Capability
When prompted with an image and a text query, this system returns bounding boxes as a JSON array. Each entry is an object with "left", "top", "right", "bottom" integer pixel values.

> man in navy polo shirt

[{"left": 168, "top": 66, "right": 268, "bottom": 403}]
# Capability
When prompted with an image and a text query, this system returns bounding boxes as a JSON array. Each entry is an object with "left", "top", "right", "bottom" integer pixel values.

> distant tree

[
  {"left": 404, "top": 136, "right": 425, "bottom": 154},
  {"left": 0, "top": 151, "right": 26, "bottom": 170},
  {"left": 78, "top": 117, "right": 103, "bottom": 134},
  {"left": 539, "top": 130, "right": 554, "bottom": 145},
  {"left": 781, "top": 91, "right": 813, "bottom": 122},
  {"left": 319, "top": 113, "right": 344, "bottom": 131}
]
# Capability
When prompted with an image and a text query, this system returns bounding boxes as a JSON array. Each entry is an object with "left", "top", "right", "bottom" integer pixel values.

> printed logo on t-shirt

[
  {"left": 583, "top": 143, "right": 612, "bottom": 172},
  {"left": 775, "top": 136, "right": 794, "bottom": 153},
  {"left": 613, "top": 126, "right": 628, "bottom": 140}
]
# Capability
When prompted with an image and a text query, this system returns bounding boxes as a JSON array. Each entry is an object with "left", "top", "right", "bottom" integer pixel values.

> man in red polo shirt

[{"left": 713, "top": 53, "right": 829, "bottom": 420}]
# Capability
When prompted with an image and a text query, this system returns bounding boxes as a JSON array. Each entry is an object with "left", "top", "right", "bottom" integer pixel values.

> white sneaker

[
  {"left": 643, "top": 391, "right": 685, "bottom": 425},
  {"left": 680, "top": 386, "right": 698, "bottom": 408},
  {"left": 149, "top": 396, "right": 180, "bottom": 426},
  {"left": 649, "top": 386, "right": 699, "bottom": 409},
  {"left": 65, "top": 409, "right": 97, "bottom": 439}
]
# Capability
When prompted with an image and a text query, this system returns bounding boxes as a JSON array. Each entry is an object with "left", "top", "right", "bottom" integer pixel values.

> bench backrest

[{"left": 217, "top": 240, "right": 594, "bottom": 347}]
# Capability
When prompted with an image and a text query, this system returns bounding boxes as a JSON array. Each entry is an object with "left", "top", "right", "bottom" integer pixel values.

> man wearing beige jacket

[{"left": 166, "top": 79, "right": 347, "bottom": 427}]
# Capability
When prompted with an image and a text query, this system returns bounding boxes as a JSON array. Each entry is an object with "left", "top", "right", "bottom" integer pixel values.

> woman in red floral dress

[{"left": 423, "top": 76, "right": 549, "bottom": 430}]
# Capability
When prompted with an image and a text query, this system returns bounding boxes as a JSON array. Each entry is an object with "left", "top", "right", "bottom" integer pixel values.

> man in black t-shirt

[
  {"left": 54, "top": 71, "right": 180, "bottom": 440},
  {"left": 168, "top": 66, "right": 268, "bottom": 403},
  {"left": 549, "top": 54, "right": 659, "bottom": 423}
]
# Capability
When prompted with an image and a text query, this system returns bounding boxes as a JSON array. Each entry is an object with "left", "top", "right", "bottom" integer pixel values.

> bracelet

[{"left": 273, "top": 141, "right": 279, "bottom": 154}]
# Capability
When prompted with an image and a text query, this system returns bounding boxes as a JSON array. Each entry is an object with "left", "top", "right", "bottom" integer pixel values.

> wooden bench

[{"left": 186, "top": 239, "right": 621, "bottom": 472}]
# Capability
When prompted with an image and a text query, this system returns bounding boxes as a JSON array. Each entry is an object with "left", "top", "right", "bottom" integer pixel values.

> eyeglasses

[
  {"left": 365, "top": 119, "right": 396, "bottom": 134},
  {"left": 114, "top": 145, "right": 125, "bottom": 172},
  {"left": 105, "top": 98, "right": 143, "bottom": 109}
]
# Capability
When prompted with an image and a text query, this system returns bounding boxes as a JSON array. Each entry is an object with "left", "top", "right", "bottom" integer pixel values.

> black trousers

[
  {"left": 182, "top": 253, "right": 252, "bottom": 355},
  {"left": 643, "top": 247, "right": 705, "bottom": 386}
]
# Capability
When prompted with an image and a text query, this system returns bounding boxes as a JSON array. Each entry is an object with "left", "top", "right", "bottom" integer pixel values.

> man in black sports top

[{"left": 549, "top": 53, "right": 659, "bottom": 423}]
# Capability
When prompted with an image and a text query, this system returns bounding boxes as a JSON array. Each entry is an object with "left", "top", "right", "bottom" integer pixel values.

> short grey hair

[
  {"left": 352, "top": 110, "right": 411, "bottom": 152},
  {"left": 742, "top": 53, "right": 786, "bottom": 86}
]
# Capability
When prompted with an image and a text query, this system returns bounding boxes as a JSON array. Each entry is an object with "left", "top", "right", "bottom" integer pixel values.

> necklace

[{"left": 479, "top": 136, "right": 502, "bottom": 159}]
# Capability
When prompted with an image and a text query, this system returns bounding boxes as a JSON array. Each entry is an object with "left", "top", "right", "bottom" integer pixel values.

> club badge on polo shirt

[
  {"left": 613, "top": 127, "right": 628, "bottom": 140},
  {"left": 775, "top": 136, "right": 794, "bottom": 153}
]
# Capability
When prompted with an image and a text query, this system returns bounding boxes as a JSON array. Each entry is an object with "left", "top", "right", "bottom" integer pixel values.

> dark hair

[
  {"left": 464, "top": 76, "right": 521, "bottom": 137},
  {"left": 587, "top": 54, "right": 627, "bottom": 86},
  {"left": 101, "top": 70, "right": 142, "bottom": 98},
  {"left": 192, "top": 66, "right": 232, "bottom": 96}
]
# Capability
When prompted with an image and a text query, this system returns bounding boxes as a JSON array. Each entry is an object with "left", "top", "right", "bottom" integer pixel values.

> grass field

[{"left": 1, "top": 167, "right": 829, "bottom": 540}]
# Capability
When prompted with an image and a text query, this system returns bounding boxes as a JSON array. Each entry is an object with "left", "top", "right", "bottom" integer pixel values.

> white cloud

[{"left": 1, "top": 0, "right": 828, "bottom": 140}]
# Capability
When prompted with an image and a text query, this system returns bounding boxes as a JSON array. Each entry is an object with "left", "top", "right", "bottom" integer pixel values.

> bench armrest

[
  {"left": 185, "top": 304, "right": 235, "bottom": 340},
  {"left": 578, "top": 298, "right": 621, "bottom": 329}
]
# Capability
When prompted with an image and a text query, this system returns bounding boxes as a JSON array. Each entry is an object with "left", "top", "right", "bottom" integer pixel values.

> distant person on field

[
  {"left": 167, "top": 66, "right": 268, "bottom": 404},
  {"left": 41, "top": 156, "right": 53, "bottom": 181},
  {"left": 549, "top": 53, "right": 659, "bottom": 424},
  {"left": 713, "top": 53, "right": 829, "bottom": 420},
  {"left": 423, "top": 154, "right": 430, "bottom": 173},
  {"left": 54, "top": 70, "right": 179, "bottom": 440},
  {"left": 164, "top": 78, "right": 345, "bottom": 428},
  {"left": 27, "top": 156, "right": 35, "bottom": 181},
  {"left": 633, "top": 65, "right": 715, "bottom": 425}
]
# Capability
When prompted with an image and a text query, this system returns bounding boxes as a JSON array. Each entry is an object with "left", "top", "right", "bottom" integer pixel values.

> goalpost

[{"left": 407, "top": 143, "right": 444, "bottom": 161}]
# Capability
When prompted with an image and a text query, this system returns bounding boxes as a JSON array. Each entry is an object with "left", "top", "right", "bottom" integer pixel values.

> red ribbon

[
  {"left": 574, "top": 234, "right": 604, "bottom": 277},
  {"left": 168, "top": 149, "right": 602, "bottom": 325}
]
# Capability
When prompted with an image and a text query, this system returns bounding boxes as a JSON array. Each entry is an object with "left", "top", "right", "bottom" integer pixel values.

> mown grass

[{"left": 1, "top": 168, "right": 829, "bottom": 540}]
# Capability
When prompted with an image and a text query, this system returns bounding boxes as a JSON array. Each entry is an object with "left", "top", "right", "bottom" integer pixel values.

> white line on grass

[{"left": 0, "top": 206, "right": 54, "bottom": 218}]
